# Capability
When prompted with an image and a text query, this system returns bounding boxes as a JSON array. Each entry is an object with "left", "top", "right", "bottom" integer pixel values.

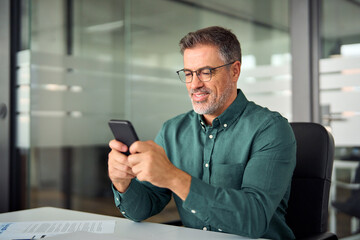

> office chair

[{"left": 286, "top": 122, "right": 338, "bottom": 240}]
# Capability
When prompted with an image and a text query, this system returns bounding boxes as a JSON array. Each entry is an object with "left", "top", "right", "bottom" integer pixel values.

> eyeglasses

[{"left": 176, "top": 61, "right": 235, "bottom": 83}]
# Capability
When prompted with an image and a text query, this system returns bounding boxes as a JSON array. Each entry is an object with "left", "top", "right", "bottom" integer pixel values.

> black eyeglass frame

[{"left": 176, "top": 61, "right": 236, "bottom": 83}]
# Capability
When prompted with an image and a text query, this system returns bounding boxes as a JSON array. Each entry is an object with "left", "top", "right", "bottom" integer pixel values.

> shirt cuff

[
  {"left": 182, "top": 177, "right": 214, "bottom": 222},
  {"left": 111, "top": 179, "right": 144, "bottom": 217}
]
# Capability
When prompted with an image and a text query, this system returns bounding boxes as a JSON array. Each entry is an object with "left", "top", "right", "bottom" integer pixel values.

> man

[{"left": 108, "top": 26, "right": 296, "bottom": 239}]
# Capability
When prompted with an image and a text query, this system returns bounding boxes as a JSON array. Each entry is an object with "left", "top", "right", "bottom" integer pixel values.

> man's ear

[{"left": 231, "top": 61, "right": 241, "bottom": 82}]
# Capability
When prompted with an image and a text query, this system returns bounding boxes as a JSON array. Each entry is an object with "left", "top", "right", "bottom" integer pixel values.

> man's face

[{"left": 183, "top": 44, "right": 237, "bottom": 118}]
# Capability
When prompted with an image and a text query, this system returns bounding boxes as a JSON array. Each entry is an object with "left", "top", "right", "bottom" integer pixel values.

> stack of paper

[{"left": 0, "top": 220, "right": 117, "bottom": 239}]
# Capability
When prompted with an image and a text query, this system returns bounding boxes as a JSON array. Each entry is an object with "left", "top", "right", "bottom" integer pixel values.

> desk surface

[{"left": 0, "top": 207, "right": 255, "bottom": 240}]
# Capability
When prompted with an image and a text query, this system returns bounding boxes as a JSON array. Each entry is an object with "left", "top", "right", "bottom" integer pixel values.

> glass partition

[
  {"left": 17, "top": 0, "right": 291, "bottom": 222},
  {"left": 17, "top": 0, "right": 127, "bottom": 216},
  {"left": 320, "top": 0, "right": 360, "bottom": 237}
]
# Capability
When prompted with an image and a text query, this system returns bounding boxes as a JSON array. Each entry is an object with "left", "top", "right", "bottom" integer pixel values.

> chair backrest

[{"left": 286, "top": 122, "right": 335, "bottom": 238}]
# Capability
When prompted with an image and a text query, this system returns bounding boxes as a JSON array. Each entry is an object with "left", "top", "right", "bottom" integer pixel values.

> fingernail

[{"left": 121, "top": 145, "right": 127, "bottom": 152}]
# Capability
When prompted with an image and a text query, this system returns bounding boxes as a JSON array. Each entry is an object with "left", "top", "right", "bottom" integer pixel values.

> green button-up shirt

[{"left": 112, "top": 89, "right": 296, "bottom": 239}]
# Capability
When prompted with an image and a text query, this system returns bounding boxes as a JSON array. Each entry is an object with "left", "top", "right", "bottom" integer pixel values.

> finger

[
  {"left": 109, "top": 167, "right": 135, "bottom": 180},
  {"left": 108, "top": 151, "right": 137, "bottom": 177},
  {"left": 110, "top": 160, "right": 135, "bottom": 175},
  {"left": 108, "top": 155, "right": 135, "bottom": 180},
  {"left": 129, "top": 141, "right": 155, "bottom": 155},
  {"left": 109, "top": 139, "right": 128, "bottom": 153},
  {"left": 127, "top": 153, "right": 144, "bottom": 167},
  {"left": 108, "top": 149, "right": 129, "bottom": 165},
  {"left": 130, "top": 161, "right": 143, "bottom": 177}
]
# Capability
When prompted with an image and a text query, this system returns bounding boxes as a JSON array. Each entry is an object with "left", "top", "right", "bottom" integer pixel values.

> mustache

[{"left": 190, "top": 87, "right": 211, "bottom": 95}]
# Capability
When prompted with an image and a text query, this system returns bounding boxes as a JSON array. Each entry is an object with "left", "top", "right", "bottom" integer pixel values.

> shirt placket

[{"left": 202, "top": 128, "right": 217, "bottom": 183}]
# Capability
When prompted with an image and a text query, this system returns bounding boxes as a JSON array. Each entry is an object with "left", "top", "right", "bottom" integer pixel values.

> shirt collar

[{"left": 197, "top": 89, "right": 249, "bottom": 130}]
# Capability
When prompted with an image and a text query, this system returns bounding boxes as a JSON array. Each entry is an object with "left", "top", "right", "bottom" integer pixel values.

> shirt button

[
  {"left": 116, "top": 197, "right": 119, "bottom": 201},
  {"left": 205, "top": 163, "right": 209, "bottom": 168},
  {"left": 191, "top": 209, "right": 196, "bottom": 214},
  {"left": 121, "top": 211, "right": 126, "bottom": 215},
  {"left": 209, "top": 135, "right": 213, "bottom": 139},
  {"left": 203, "top": 227, "right": 207, "bottom": 231},
  {"left": 223, "top": 124, "right": 228, "bottom": 128},
  {"left": 218, "top": 228, "right": 223, "bottom": 232}
]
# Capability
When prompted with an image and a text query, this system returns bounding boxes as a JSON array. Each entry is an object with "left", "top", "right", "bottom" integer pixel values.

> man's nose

[{"left": 189, "top": 73, "right": 204, "bottom": 89}]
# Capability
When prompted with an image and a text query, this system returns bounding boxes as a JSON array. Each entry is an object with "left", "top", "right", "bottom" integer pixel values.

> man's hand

[
  {"left": 108, "top": 140, "right": 136, "bottom": 193},
  {"left": 128, "top": 141, "right": 191, "bottom": 201}
]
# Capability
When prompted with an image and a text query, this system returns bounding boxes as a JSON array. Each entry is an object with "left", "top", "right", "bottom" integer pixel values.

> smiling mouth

[{"left": 192, "top": 92, "right": 209, "bottom": 102}]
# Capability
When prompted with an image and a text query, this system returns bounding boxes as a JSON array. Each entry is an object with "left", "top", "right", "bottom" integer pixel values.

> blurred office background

[{"left": 1, "top": 0, "right": 360, "bottom": 238}]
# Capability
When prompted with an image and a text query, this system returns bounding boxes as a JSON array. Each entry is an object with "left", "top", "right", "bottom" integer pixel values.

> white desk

[{"left": 0, "top": 207, "right": 257, "bottom": 240}]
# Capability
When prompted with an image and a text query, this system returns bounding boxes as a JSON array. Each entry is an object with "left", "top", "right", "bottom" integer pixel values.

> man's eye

[
  {"left": 184, "top": 72, "right": 192, "bottom": 77},
  {"left": 201, "top": 70, "right": 211, "bottom": 75}
]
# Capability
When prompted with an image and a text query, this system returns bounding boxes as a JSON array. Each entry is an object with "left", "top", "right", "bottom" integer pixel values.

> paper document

[
  {"left": 0, "top": 220, "right": 115, "bottom": 239},
  {"left": 45, "top": 231, "right": 131, "bottom": 240}
]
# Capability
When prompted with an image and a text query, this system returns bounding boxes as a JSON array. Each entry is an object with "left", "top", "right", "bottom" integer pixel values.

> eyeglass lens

[{"left": 178, "top": 68, "right": 211, "bottom": 83}]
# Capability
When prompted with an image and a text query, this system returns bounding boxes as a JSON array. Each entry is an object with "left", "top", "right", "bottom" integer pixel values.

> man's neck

[
  {"left": 202, "top": 92, "right": 238, "bottom": 126},
  {"left": 202, "top": 114, "right": 216, "bottom": 126}
]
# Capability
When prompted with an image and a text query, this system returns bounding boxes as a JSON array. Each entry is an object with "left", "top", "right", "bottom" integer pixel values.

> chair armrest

[{"left": 334, "top": 181, "right": 360, "bottom": 190}]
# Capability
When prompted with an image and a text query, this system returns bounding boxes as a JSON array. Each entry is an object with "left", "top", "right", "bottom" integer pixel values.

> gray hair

[{"left": 179, "top": 26, "right": 242, "bottom": 63}]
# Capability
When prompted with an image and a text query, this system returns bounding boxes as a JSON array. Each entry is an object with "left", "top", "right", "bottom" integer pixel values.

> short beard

[{"left": 190, "top": 83, "right": 234, "bottom": 115}]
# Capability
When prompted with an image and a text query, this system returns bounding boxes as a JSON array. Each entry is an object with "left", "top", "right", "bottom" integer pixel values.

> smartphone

[{"left": 108, "top": 119, "right": 139, "bottom": 155}]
